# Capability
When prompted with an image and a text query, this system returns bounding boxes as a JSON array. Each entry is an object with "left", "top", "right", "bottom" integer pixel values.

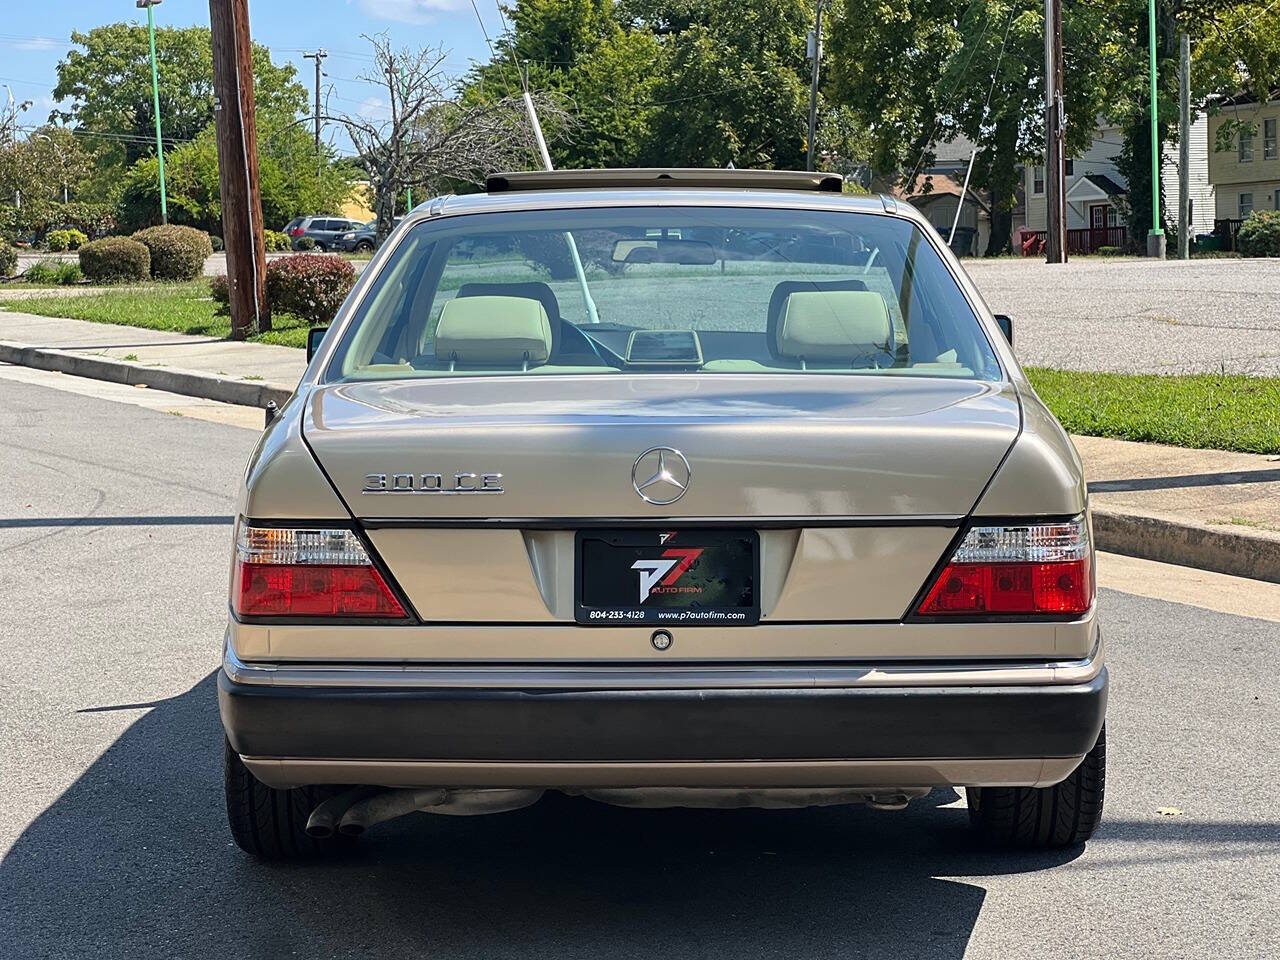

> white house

[{"left": 1023, "top": 118, "right": 1215, "bottom": 252}]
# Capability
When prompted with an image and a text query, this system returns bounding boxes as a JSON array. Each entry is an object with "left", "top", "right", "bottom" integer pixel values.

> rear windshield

[{"left": 326, "top": 205, "right": 1001, "bottom": 382}]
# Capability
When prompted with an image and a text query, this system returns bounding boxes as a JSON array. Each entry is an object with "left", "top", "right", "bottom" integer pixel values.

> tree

[
  {"left": 825, "top": 0, "right": 964, "bottom": 182},
  {"left": 0, "top": 125, "right": 105, "bottom": 237},
  {"left": 51, "top": 23, "right": 306, "bottom": 166},
  {"left": 333, "top": 35, "right": 559, "bottom": 241},
  {"left": 116, "top": 120, "right": 354, "bottom": 234},
  {"left": 462, "top": 0, "right": 662, "bottom": 169},
  {"left": 628, "top": 0, "right": 814, "bottom": 168},
  {"left": 934, "top": 0, "right": 1127, "bottom": 254}
]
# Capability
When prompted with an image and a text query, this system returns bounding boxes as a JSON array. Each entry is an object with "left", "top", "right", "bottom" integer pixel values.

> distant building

[
  {"left": 887, "top": 133, "right": 1026, "bottom": 256},
  {"left": 1207, "top": 93, "right": 1280, "bottom": 231},
  {"left": 1023, "top": 118, "right": 1215, "bottom": 253}
]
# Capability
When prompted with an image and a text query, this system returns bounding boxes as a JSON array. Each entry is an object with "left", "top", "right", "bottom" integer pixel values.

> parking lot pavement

[
  {"left": 1, "top": 373, "right": 1277, "bottom": 960},
  {"left": 963, "top": 257, "right": 1280, "bottom": 377}
]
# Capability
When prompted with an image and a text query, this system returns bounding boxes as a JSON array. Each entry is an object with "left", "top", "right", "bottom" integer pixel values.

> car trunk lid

[{"left": 303, "top": 374, "right": 1019, "bottom": 521}]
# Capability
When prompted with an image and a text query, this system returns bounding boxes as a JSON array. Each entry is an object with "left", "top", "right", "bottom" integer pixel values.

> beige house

[{"left": 1208, "top": 96, "right": 1280, "bottom": 221}]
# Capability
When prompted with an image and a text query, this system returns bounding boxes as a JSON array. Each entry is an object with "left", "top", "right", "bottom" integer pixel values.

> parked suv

[
  {"left": 286, "top": 215, "right": 367, "bottom": 251},
  {"left": 334, "top": 221, "right": 377, "bottom": 253},
  {"left": 222, "top": 168, "right": 1106, "bottom": 859}
]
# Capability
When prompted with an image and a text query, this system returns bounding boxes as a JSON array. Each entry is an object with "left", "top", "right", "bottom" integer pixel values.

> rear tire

[
  {"left": 966, "top": 725, "right": 1106, "bottom": 848},
  {"left": 223, "top": 738, "right": 346, "bottom": 859},
  {"left": 356, "top": 240, "right": 373, "bottom": 252}
]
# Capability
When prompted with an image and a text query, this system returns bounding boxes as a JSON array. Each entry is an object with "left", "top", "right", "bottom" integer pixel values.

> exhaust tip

[
  {"left": 304, "top": 824, "right": 334, "bottom": 839},
  {"left": 337, "top": 822, "right": 366, "bottom": 837}
]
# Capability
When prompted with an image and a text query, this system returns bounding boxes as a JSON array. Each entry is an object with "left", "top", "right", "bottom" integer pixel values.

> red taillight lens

[
  {"left": 916, "top": 516, "right": 1094, "bottom": 617},
  {"left": 231, "top": 524, "right": 406, "bottom": 619},
  {"left": 289, "top": 227, "right": 305, "bottom": 236}
]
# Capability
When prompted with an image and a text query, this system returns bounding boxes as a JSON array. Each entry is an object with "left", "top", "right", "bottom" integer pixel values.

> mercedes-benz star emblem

[{"left": 631, "top": 447, "right": 692, "bottom": 505}]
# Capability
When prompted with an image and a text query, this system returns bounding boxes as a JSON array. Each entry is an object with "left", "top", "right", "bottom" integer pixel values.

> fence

[
  {"left": 1029, "top": 225, "right": 1128, "bottom": 255},
  {"left": 1214, "top": 218, "right": 1243, "bottom": 252}
]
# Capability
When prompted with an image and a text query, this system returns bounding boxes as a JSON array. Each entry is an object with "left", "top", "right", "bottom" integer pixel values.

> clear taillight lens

[
  {"left": 917, "top": 514, "right": 1094, "bottom": 616},
  {"left": 231, "top": 523, "right": 406, "bottom": 618}
]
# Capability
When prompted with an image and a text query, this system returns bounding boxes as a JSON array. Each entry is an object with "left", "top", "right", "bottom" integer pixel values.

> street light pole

[
  {"left": 805, "top": 0, "right": 825, "bottom": 172},
  {"left": 1146, "top": 0, "right": 1165, "bottom": 258},
  {"left": 137, "top": 0, "right": 168, "bottom": 224},
  {"left": 396, "top": 66, "right": 411, "bottom": 211}
]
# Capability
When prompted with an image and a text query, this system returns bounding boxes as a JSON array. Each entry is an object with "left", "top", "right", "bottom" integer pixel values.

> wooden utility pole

[
  {"left": 209, "top": 0, "right": 269, "bottom": 337},
  {"left": 1043, "top": 0, "right": 1067, "bottom": 263},
  {"left": 1178, "top": 32, "right": 1191, "bottom": 260},
  {"left": 303, "top": 49, "right": 327, "bottom": 151},
  {"left": 805, "top": 0, "right": 825, "bottom": 172}
]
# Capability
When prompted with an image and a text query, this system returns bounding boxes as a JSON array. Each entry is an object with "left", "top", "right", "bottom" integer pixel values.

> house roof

[
  {"left": 1211, "top": 89, "right": 1280, "bottom": 107},
  {"left": 1065, "top": 173, "right": 1127, "bottom": 202},
  {"left": 889, "top": 172, "right": 992, "bottom": 214}
]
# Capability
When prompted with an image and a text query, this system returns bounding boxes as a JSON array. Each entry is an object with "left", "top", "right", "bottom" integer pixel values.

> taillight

[
  {"left": 231, "top": 523, "right": 406, "bottom": 619},
  {"left": 289, "top": 227, "right": 305, "bottom": 236},
  {"left": 916, "top": 515, "right": 1093, "bottom": 616}
]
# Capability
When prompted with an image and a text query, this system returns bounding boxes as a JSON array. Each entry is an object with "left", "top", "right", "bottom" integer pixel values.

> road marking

[
  {"left": 0, "top": 362, "right": 263, "bottom": 430},
  {"left": 1097, "top": 551, "right": 1280, "bottom": 622}
]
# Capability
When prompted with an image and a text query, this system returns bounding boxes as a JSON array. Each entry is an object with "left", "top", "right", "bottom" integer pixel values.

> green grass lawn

[
  {"left": 0, "top": 281, "right": 311, "bottom": 349},
  {"left": 1027, "top": 367, "right": 1280, "bottom": 455}
]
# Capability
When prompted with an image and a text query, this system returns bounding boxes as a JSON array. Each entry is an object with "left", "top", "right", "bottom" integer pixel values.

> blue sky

[{"left": 0, "top": 0, "right": 505, "bottom": 154}]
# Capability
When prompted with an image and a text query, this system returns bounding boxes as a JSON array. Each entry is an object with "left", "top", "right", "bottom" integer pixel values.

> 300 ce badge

[{"left": 363, "top": 472, "right": 504, "bottom": 494}]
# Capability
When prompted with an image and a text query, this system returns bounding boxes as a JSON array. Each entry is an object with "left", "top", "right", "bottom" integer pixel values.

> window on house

[
  {"left": 1239, "top": 129, "right": 1254, "bottom": 162},
  {"left": 1064, "top": 159, "right": 1074, "bottom": 176},
  {"left": 1239, "top": 192, "right": 1254, "bottom": 218},
  {"left": 1265, "top": 118, "right": 1277, "bottom": 160},
  {"left": 1033, "top": 165, "right": 1045, "bottom": 194}
]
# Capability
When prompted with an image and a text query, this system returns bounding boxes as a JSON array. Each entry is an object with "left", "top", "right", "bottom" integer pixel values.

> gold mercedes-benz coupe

[{"left": 220, "top": 169, "right": 1105, "bottom": 858}]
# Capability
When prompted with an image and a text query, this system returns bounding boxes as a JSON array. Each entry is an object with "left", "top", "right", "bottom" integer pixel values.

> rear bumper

[{"left": 218, "top": 662, "right": 1107, "bottom": 785}]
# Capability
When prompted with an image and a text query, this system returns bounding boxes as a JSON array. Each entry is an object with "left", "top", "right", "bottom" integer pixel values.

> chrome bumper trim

[{"left": 222, "top": 635, "right": 1103, "bottom": 690}]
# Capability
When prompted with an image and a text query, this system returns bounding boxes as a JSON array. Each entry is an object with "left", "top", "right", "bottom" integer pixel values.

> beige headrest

[
  {"left": 776, "top": 290, "right": 894, "bottom": 361},
  {"left": 435, "top": 295, "right": 552, "bottom": 366}
]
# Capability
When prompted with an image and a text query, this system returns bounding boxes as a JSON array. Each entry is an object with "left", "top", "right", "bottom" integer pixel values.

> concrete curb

[
  {"left": 1092, "top": 509, "right": 1280, "bottom": 584},
  {"left": 0, "top": 342, "right": 294, "bottom": 410},
  {"left": 4, "top": 339, "right": 1278, "bottom": 584}
]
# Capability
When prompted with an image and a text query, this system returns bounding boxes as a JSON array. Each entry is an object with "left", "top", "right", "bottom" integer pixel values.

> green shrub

[
  {"left": 265, "top": 253, "right": 356, "bottom": 325},
  {"left": 46, "top": 228, "right": 89, "bottom": 252},
  {"left": 1095, "top": 245, "right": 1123, "bottom": 257},
  {"left": 210, "top": 234, "right": 224, "bottom": 252},
  {"left": 24, "top": 260, "right": 65, "bottom": 284},
  {"left": 79, "top": 236, "right": 151, "bottom": 283},
  {"left": 209, "top": 274, "right": 230, "bottom": 313},
  {"left": 295, "top": 236, "right": 316, "bottom": 251},
  {"left": 131, "top": 224, "right": 213, "bottom": 280},
  {"left": 263, "top": 229, "right": 290, "bottom": 252},
  {"left": 1237, "top": 210, "right": 1280, "bottom": 258},
  {"left": 0, "top": 239, "right": 16, "bottom": 277},
  {"left": 56, "top": 261, "right": 83, "bottom": 284}
]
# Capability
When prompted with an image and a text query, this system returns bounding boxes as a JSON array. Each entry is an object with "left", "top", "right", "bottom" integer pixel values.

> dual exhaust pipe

[{"left": 305, "top": 787, "right": 544, "bottom": 838}]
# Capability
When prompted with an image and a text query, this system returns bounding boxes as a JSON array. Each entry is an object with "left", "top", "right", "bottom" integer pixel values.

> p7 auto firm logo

[{"left": 631, "top": 548, "right": 704, "bottom": 604}]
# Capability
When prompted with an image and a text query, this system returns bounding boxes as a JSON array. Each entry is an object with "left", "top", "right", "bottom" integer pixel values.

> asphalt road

[
  {"left": 964, "top": 257, "right": 1280, "bottom": 377},
  {"left": 0, "top": 370, "right": 1277, "bottom": 959}
]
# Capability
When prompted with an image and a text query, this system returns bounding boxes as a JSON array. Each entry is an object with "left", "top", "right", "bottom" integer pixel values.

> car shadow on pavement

[{"left": 2, "top": 671, "right": 1095, "bottom": 960}]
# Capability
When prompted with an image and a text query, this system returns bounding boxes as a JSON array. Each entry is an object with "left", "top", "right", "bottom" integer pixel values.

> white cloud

[
  {"left": 356, "top": 95, "right": 393, "bottom": 123},
  {"left": 14, "top": 37, "right": 60, "bottom": 51},
  {"left": 356, "top": 0, "right": 466, "bottom": 25}
]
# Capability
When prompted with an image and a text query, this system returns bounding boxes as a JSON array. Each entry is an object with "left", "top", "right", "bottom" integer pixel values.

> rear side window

[{"left": 327, "top": 205, "right": 1001, "bottom": 382}]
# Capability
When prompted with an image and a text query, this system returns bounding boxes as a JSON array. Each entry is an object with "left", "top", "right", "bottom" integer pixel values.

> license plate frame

[{"left": 574, "top": 528, "right": 760, "bottom": 626}]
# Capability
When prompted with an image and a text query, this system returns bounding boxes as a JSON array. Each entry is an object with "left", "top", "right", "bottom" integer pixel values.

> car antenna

[{"left": 519, "top": 61, "right": 601, "bottom": 325}]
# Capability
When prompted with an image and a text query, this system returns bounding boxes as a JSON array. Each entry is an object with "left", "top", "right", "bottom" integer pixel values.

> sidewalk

[{"left": 3, "top": 310, "right": 1278, "bottom": 582}]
